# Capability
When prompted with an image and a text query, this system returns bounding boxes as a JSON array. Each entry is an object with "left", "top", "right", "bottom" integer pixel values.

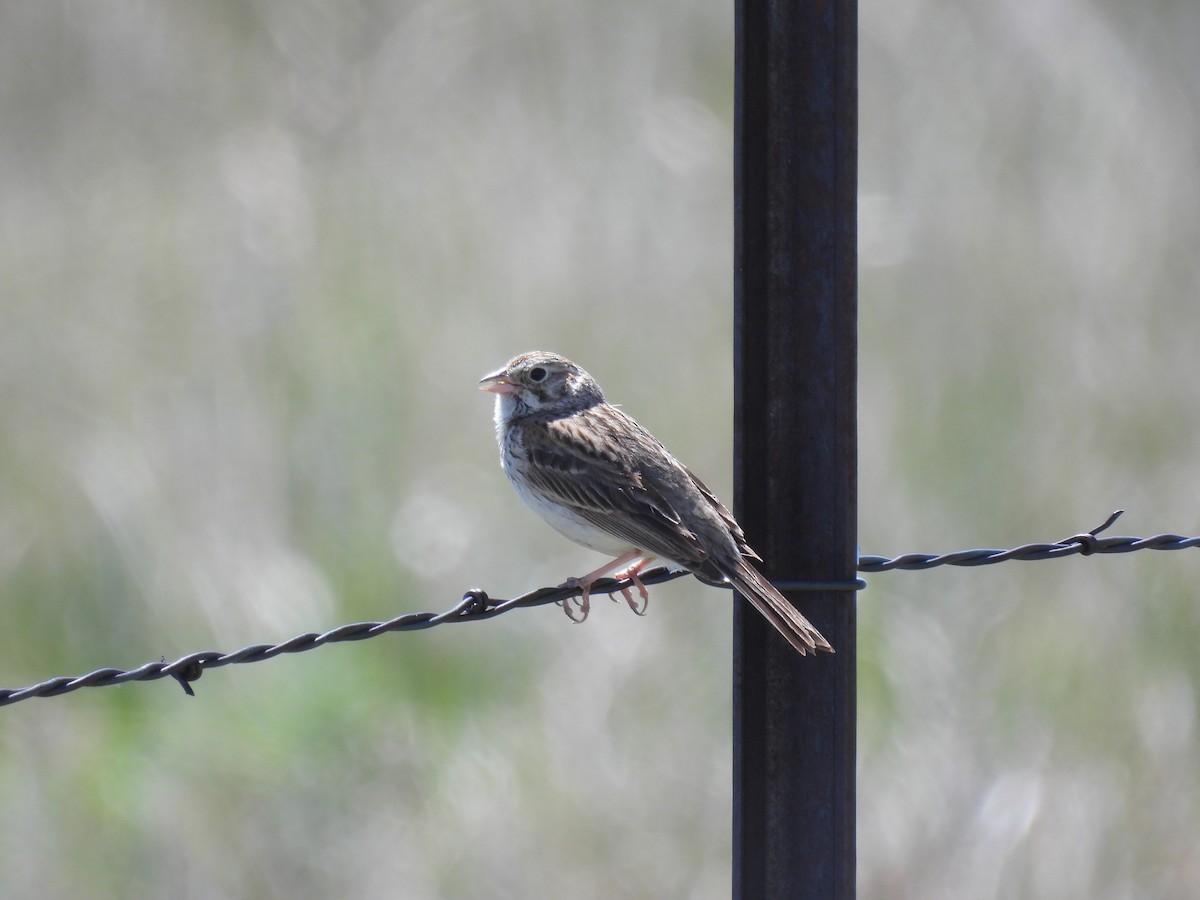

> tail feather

[{"left": 727, "top": 559, "right": 834, "bottom": 656}]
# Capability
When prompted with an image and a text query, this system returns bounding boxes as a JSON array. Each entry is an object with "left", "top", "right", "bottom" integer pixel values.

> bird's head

[{"left": 479, "top": 351, "right": 605, "bottom": 419}]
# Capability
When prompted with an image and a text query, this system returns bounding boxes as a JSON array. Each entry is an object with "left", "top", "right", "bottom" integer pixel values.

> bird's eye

[{"left": 528, "top": 366, "right": 548, "bottom": 383}]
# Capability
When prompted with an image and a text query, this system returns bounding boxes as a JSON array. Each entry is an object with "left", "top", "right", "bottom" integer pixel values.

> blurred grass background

[{"left": 1, "top": 0, "right": 1198, "bottom": 897}]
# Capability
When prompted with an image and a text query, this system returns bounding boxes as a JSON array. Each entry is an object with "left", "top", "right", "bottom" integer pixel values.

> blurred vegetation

[{"left": 1, "top": 0, "right": 1198, "bottom": 897}]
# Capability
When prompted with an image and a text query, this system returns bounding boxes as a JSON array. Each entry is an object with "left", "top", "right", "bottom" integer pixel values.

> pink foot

[
  {"left": 559, "top": 551, "right": 656, "bottom": 622},
  {"left": 559, "top": 549, "right": 647, "bottom": 624},
  {"left": 560, "top": 576, "right": 593, "bottom": 623},
  {"left": 612, "top": 562, "right": 651, "bottom": 616}
]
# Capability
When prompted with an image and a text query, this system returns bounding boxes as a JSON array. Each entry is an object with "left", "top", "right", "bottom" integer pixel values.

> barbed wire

[
  {"left": 0, "top": 567, "right": 691, "bottom": 707},
  {"left": 858, "top": 509, "right": 1200, "bottom": 570},
  {"left": 2, "top": 510, "right": 1196, "bottom": 707}
]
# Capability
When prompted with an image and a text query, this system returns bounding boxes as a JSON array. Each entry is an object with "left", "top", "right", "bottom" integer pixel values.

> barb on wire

[{"left": 3, "top": 510, "right": 1198, "bottom": 707}]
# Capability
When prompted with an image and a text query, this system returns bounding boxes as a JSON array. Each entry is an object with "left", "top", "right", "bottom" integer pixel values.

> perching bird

[{"left": 479, "top": 351, "right": 832, "bottom": 656}]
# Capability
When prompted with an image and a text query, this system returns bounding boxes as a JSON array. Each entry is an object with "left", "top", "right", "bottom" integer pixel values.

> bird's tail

[{"left": 727, "top": 559, "right": 834, "bottom": 656}]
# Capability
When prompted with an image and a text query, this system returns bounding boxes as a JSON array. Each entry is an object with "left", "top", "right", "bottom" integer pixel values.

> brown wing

[{"left": 515, "top": 406, "right": 716, "bottom": 572}]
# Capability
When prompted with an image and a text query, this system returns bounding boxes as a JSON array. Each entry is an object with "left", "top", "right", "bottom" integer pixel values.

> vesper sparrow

[{"left": 479, "top": 351, "right": 832, "bottom": 656}]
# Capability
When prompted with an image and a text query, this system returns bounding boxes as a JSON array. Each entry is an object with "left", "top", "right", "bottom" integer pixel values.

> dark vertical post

[{"left": 732, "top": 0, "right": 857, "bottom": 898}]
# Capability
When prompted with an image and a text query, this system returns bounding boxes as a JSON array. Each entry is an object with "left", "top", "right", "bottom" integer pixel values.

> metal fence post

[{"left": 733, "top": 0, "right": 857, "bottom": 897}]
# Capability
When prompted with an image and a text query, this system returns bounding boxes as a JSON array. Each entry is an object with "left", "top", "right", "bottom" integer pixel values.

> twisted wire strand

[
  {"left": 3, "top": 510, "right": 1195, "bottom": 707},
  {"left": 858, "top": 510, "right": 1200, "bottom": 570},
  {"left": 859, "top": 532, "right": 1200, "bottom": 571},
  {"left": 0, "top": 568, "right": 689, "bottom": 706}
]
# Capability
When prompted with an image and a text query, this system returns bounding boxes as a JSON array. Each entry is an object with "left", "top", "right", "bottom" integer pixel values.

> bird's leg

[
  {"left": 612, "top": 557, "right": 654, "bottom": 615},
  {"left": 560, "top": 549, "right": 645, "bottom": 623}
]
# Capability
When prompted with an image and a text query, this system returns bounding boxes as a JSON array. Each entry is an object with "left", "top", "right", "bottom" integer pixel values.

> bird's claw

[
  {"left": 559, "top": 564, "right": 650, "bottom": 621},
  {"left": 559, "top": 577, "right": 591, "bottom": 623},
  {"left": 612, "top": 570, "right": 650, "bottom": 616}
]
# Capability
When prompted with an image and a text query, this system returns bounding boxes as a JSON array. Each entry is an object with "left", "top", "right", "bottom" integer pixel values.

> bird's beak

[{"left": 479, "top": 369, "right": 520, "bottom": 395}]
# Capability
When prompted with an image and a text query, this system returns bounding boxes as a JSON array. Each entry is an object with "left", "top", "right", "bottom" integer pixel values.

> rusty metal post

[{"left": 732, "top": 0, "right": 857, "bottom": 897}]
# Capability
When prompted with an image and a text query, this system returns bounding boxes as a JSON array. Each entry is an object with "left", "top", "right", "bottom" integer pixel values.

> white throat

[{"left": 493, "top": 392, "right": 519, "bottom": 441}]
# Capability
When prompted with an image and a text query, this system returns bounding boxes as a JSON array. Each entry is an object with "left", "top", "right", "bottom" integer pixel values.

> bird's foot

[
  {"left": 559, "top": 577, "right": 592, "bottom": 623},
  {"left": 612, "top": 565, "right": 651, "bottom": 616}
]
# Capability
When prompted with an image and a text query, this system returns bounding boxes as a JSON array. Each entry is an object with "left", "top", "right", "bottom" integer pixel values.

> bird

[{"left": 479, "top": 351, "right": 833, "bottom": 656}]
